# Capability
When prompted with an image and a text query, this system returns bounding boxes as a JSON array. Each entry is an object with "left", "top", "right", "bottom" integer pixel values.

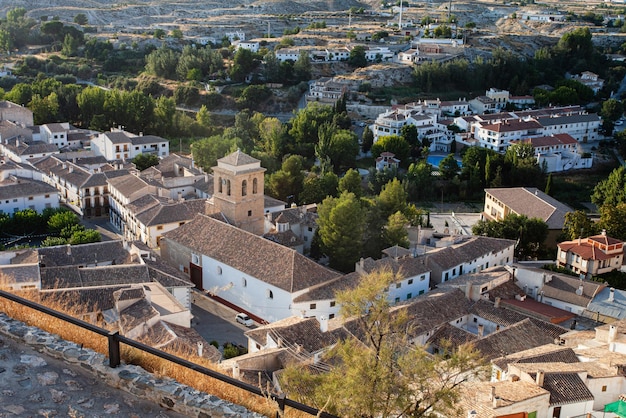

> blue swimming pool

[{"left": 427, "top": 155, "right": 463, "bottom": 168}]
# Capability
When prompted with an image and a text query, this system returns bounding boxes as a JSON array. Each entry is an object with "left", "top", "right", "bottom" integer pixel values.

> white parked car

[{"left": 235, "top": 313, "right": 254, "bottom": 327}]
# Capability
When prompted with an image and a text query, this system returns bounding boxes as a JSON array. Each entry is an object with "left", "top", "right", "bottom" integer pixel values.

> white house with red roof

[
  {"left": 511, "top": 133, "right": 593, "bottom": 172},
  {"left": 375, "top": 151, "right": 400, "bottom": 171},
  {"left": 557, "top": 231, "right": 624, "bottom": 279}
]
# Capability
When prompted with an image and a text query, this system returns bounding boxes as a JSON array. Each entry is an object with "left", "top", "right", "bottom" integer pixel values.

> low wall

[{"left": 0, "top": 313, "right": 263, "bottom": 418}]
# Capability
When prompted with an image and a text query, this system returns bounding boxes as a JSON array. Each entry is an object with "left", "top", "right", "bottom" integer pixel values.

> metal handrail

[{"left": 0, "top": 290, "right": 336, "bottom": 418}]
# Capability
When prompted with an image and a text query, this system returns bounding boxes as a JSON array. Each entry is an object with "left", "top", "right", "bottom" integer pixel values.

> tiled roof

[
  {"left": 481, "top": 119, "right": 543, "bottom": 133},
  {"left": 458, "top": 380, "right": 550, "bottom": 418},
  {"left": 516, "top": 133, "right": 578, "bottom": 148},
  {"left": 359, "top": 255, "right": 430, "bottom": 278},
  {"left": 530, "top": 372, "right": 594, "bottom": 406},
  {"left": 130, "top": 134, "right": 167, "bottom": 145},
  {"left": 426, "top": 323, "right": 477, "bottom": 347},
  {"left": 107, "top": 174, "right": 154, "bottom": 198},
  {"left": 40, "top": 285, "right": 133, "bottom": 312},
  {"left": 292, "top": 272, "right": 361, "bottom": 302},
  {"left": 485, "top": 187, "right": 573, "bottom": 229},
  {"left": 137, "top": 321, "right": 221, "bottom": 362},
  {"left": 0, "top": 264, "right": 40, "bottom": 284},
  {"left": 425, "top": 236, "right": 515, "bottom": 271},
  {"left": 142, "top": 256, "right": 193, "bottom": 287},
  {"left": 542, "top": 274, "right": 605, "bottom": 307},
  {"left": 470, "top": 299, "right": 568, "bottom": 341},
  {"left": 537, "top": 113, "right": 601, "bottom": 126},
  {"left": 381, "top": 245, "right": 413, "bottom": 259},
  {"left": 218, "top": 150, "right": 260, "bottom": 166},
  {"left": 0, "top": 179, "right": 57, "bottom": 200},
  {"left": 162, "top": 214, "right": 340, "bottom": 292},
  {"left": 473, "top": 319, "right": 557, "bottom": 360},
  {"left": 40, "top": 265, "right": 151, "bottom": 289},
  {"left": 37, "top": 241, "right": 131, "bottom": 267},
  {"left": 245, "top": 316, "right": 346, "bottom": 354},
  {"left": 558, "top": 241, "right": 619, "bottom": 261},
  {"left": 119, "top": 298, "right": 159, "bottom": 333},
  {"left": 491, "top": 344, "right": 579, "bottom": 370},
  {"left": 264, "top": 195, "right": 287, "bottom": 209},
  {"left": 263, "top": 229, "right": 304, "bottom": 248},
  {"left": 103, "top": 131, "right": 131, "bottom": 144},
  {"left": 135, "top": 198, "right": 206, "bottom": 227}
]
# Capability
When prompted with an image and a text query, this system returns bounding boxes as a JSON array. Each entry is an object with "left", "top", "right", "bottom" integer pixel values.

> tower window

[
  {"left": 226, "top": 179, "right": 231, "bottom": 196},
  {"left": 242, "top": 180, "right": 247, "bottom": 196},
  {"left": 219, "top": 177, "right": 223, "bottom": 193},
  {"left": 253, "top": 178, "right": 258, "bottom": 194},
  {"left": 248, "top": 210, "right": 252, "bottom": 216}
]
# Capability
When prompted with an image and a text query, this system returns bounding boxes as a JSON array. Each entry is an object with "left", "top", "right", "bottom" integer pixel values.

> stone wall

[{"left": 0, "top": 313, "right": 263, "bottom": 418}]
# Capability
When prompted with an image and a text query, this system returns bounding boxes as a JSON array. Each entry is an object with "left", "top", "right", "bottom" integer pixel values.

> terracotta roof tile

[
  {"left": 530, "top": 372, "right": 594, "bottom": 406},
  {"left": 218, "top": 150, "right": 260, "bottom": 166},
  {"left": 162, "top": 214, "right": 340, "bottom": 292}
]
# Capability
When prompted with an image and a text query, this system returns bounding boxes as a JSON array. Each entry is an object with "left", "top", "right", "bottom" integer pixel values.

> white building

[
  {"left": 91, "top": 128, "right": 169, "bottom": 161},
  {"left": 511, "top": 134, "right": 593, "bottom": 172},
  {"left": 0, "top": 176, "right": 58, "bottom": 214}
]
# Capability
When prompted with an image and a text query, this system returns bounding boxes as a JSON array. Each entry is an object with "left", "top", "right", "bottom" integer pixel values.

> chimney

[
  {"left": 477, "top": 324, "right": 484, "bottom": 338},
  {"left": 609, "top": 324, "right": 618, "bottom": 343},
  {"left": 197, "top": 342, "right": 203, "bottom": 357},
  {"left": 536, "top": 370, "right": 545, "bottom": 387},
  {"left": 232, "top": 363, "right": 240, "bottom": 380},
  {"left": 602, "top": 229, "right": 607, "bottom": 236},
  {"left": 539, "top": 290, "right": 544, "bottom": 302},
  {"left": 609, "top": 287, "right": 615, "bottom": 302},
  {"left": 465, "top": 283, "right": 473, "bottom": 300},
  {"left": 319, "top": 316, "right": 328, "bottom": 333},
  {"left": 489, "top": 386, "right": 496, "bottom": 401},
  {"left": 492, "top": 396, "right": 503, "bottom": 408},
  {"left": 576, "top": 284, "right": 584, "bottom": 296},
  {"left": 494, "top": 297, "right": 501, "bottom": 308},
  {"left": 66, "top": 244, "right": 71, "bottom": 256}
]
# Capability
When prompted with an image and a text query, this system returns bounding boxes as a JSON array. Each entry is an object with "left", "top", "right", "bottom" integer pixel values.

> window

[
  {"left": 267, "top": 289, "right": 274, "bottom": 299},
  {"left": 248, "top": 210, "right": 252, "bottom": 217},
  {"left": 407, "top": 293, "right": 412, "bottom": 299},
  {"left": 157, "top": 225, "right": 163, "bottom": 230},
  {"left": 481, "top": 286, "right": 488, "bottom": 293},
  {"left": 329, "top": 314, "right": 335, "bottom": 319},
  {"left": 242, "top": 278, "right": 247, "bottom": 287},
  {"left": 444, "top": 272, "right": 449, "bottom": 281},
  {"left": 12, "top": 199, "right": 17, "bottom": 202},
  {"left": 396, "top": 283, "right": 401, "bottom": 289},
  {"left": 226, "top": 179, "right": 231, "bottom": 196},
  {"left": 162, "top": 143, "right": 166, "bottom": 147},
  {"left": 28, "top": 196, "right": 33, "bottom": 200},
  {"left": 218, "top": 177, "right": 223, "bottom": 193},
  {"left": 310, "top": 303, "right": 316, "bottom": 309},
  {"left": 602, "top": 385, "right": 607, "bottom": 392},
  {"left": 135, "top": 146, "right": 139, "bottom": 150},
  {"left": 217, "top": 266, "right": 222, "bottom": 275},
  {"left": 395, "top": 297, "right": 400, "bottom": 303},
  {"left": 252, "top": 178, "right": 258, "bottom": 194},
  {"left": 552, "top": 406, "right": 561, "bottom": 418},
  {"left": 179, "top": 222, "right": 185, "bottom": 226},
  {"left": 242, "top": 180, "right": 247, "bottom": 196},
  {"left": 408, "top": 279, "right": 413, "bottom": 285},
  {"left": 191, "top": 254, "right": 200, "bottom": 264},
  {"left": 45, "top": 194, "right": 50, "bottom": 198},
  {"left": 330, "top": 301, "right": 335, "bottom": 307},
  {"left": 420, "top": 275, "right": 426, "bottom": 281},
  {"left": 473, "top": 317, "right": 478, "bottom": 323}
]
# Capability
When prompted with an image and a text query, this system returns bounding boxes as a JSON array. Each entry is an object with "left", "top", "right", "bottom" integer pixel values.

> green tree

[
  {"left": 29, "top": 93, "right": 59, "bottom": 125},
  {"left": 598, "top": 203, "right": 626, "bottom": 241},
  {"left": 74, "top": 13, "right": 88, "bottom": 25},
  {"left": 544, "top": 173, "right": 553, "bottom": 196},
  {"left": 377, "top": 178, "right": 408, "bottom": 220},
  {"left": 562, "top": 210, "right": 598, "bottom": 241},
  {"left": 384, "top": 211, "right": 410, "bottom": 248},
  {"left": 317, "top": 191, "right": 365, "bottom": 272},
  {"left": 230, "top": 48, "right": 256, "bottom": 82},
  {"left": 348, "top": 45, "right": 367, "bottom": 68},
  {"left": 280, "top": 269, "right": 486, "bottom": 417},
  {"left": 299, "top": 172, "right": 339, "bottom": 204},
  {"left": 371, "top": 135, "right": 410, "bottom": 165},
  {"left": 259, "top": 117, "right": 286, "bottom": 159},
  {"left": 288, "top": 102, "right": 335, "bottom": 159},
  {"left": 400, "top": 124, "right": 419, "bottom": 147},
  {"left": 473, "top": 214, "right": 548, "bottom": 259},
  {"left": 69, "top": 229, "right": 102, "bottom": 245},
  {"left": 329, "top": 129, "right": 359, "bottom": 173},
  {"left": 338, "top": 168, "right": 363, "bottom": 197},
  {"left": 267, "top": 155, "right": 305, "bottom": 202},
  {"left": 191, "top": 135, "right": 237, "bottom": 172},
  {"left": 47, "top": 210, "right": 79, "bottom": 236},
  {"left": 406, "top": 161, "right": 433, "bottom": 201},
  {"left": 293, "top": 50, "right": 312, "bottom": 82},
  {"left": 592, "top": 166, "right": 626, "bottom": 208},
  {"left": 438, "top": 154, "right": 460, "bottom": 180},
  {"left": 77, "top": 86, "right": 107, "bottom": 130},
  {"left": 362, "top": 127, "right": 374, "bottom": 153},
  {"left": 133, "top": 153, "right": 160, "bottom": 171},
  {"left": 602, "top": 98, "right": 624, "bottom": 122}
]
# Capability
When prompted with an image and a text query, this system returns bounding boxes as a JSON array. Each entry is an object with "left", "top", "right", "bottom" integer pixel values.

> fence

[{"left": 0, "top": 289, "right": 337, "bottom": 418}]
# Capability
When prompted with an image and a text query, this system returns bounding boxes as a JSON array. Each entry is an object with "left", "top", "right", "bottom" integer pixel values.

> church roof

[
  {"left": 162, "top": 214, "right": 340, "bottom": 293},
  {"left": 218, "top": 150, "right": 259, "bottom": 166}
]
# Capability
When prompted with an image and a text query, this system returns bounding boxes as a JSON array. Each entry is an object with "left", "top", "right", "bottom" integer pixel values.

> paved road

[
  {"left": 191, "top": 292, "right": 253, "bottom": 349},
  {"left": 0, "top": 334, "right": 188, "bottom": 418}
]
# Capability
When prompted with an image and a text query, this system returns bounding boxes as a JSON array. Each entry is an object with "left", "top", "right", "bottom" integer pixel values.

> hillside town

[{"left": 3, "top": 0, "right": 626, "bottom": 416}]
